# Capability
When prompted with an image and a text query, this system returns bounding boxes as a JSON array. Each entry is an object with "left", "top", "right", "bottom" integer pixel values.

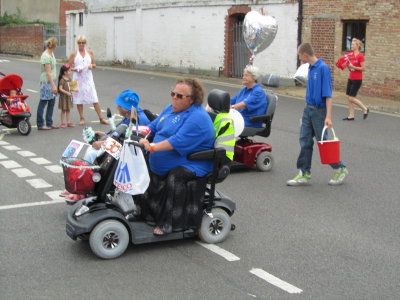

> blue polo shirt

[
  {"left": 306, "top": 58, "right": 332, "bottom": 108},
  {"left": 148, "top": 104, "right": 214, "bottom": 176},
  {"left": 230, "top": 83, "right": 268, "bottom": 127}
]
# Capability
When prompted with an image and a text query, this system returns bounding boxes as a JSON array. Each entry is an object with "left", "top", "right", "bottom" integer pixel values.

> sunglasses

[
  {"left": 78, "top": 41, "right": 86, "bottom": 44},
  {"left": 171, "top": 91, "right": 191, "bottom": 99}
]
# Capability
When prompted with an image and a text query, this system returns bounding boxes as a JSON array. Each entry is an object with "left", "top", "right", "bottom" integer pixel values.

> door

[
  {"left": 114, "top": 17, "right": 124, "bottom": 63},
  {"left": 231, "top": 15, "right": 248, "bottom": 78}
]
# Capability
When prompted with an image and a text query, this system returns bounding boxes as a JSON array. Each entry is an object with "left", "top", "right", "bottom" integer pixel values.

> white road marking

[
  {"left": 17, "top": 150, "right": 36, "bottom": 157},
  {"left": 196, "top": 241, "right": 240, "bottom": 261},
  {"left": 0, "top": 59, "right": 10, "bottom": 62},
  {"left": 0, "top": 198, "right": 65, "bottom": 210},
  {"left": 0, "top": 160, "right": 22, "bottom": 168},
  {"left": 11, "top": 168, "right": 36, "bottom": 178},
  {"left": 45, "top": 164, "right": 63, "bottom": 173},
  {"left": 0, "top": 152, "right": 8, "bottom": 159},
  {"left": 2, "top": 145, "right": 21, "bottom": 151},
  {"left": 26, "top": 178, "right": 52, "bottom": 189},
  {"left": 249, "top": 268, "right": 303, "bottom": 294},
  {"left": 0, "top": 140, "right": 9, "bottom": 145},
  {"left": 26, "top": 88, "right": 38, "bottom": 93},
  {"left": 30, "top": 157, "right": 51, "bottom": 165}
]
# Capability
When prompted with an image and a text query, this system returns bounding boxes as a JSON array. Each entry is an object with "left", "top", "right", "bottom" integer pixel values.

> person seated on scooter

[
  {"left": 84, "top": 89, "right": 151, "bottom": 162},
  {"left": 62, "top": 90, "right": 151, "bottom": 201},
  {"left": 139, "top": 78, "right": 214, "bottom": 236},
  {"left": 230, "top": 65, "right": 268, "bottom": 128}
]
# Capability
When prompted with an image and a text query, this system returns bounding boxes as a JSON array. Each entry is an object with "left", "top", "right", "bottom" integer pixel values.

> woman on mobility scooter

[
  {"left": 230, "top": 66, "right": 278, "bottom": 172},
  {"left": 139, "top": 78, "right": 215, "bottom": 236},
  {"left": 65, "top": 82, "right": 236, "bottom": 259},
  {"left": 230, "top": 65, "right": 268, "bottom": 128}
]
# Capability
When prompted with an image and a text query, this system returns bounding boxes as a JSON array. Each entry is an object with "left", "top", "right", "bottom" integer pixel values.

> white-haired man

[{"left": 230, "top": 65, "right": 268, "bottom": 128}]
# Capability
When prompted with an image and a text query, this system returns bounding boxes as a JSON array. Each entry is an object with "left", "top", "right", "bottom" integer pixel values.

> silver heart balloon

[{"left": 243, "top": 11, "right": 278, "bottom": 55}]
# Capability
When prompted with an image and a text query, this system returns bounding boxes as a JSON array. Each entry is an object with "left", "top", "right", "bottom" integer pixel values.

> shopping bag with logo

[
  {"left": 317, "top": 126, "right": 340, "bottom": 164},
  {"left": 113, "top": 141, "right": 150, "bottom": 195}
]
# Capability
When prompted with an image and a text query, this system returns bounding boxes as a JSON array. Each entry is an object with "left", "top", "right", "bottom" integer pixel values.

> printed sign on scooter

[{"left": 104, "top": 137, "right": 122, "bottom": 160}]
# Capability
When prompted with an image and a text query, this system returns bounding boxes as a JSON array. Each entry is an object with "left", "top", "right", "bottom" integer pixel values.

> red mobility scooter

[
  {"left": 0, "top": 74, "right": 32, "bottom": 135},
  {"left": 233, "top": 83, "right": 278, "bottom": 172}
]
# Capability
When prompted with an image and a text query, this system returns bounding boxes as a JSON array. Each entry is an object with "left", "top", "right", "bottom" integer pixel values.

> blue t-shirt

[
  {"left": 230, "top": 83, "right": 268, "bottom": 127},
  {"left": 306, "top": 58, "right": 332, "bottom": 108},
  {"left": 148, "top": 104, "right": 214, "bottom": 176}
]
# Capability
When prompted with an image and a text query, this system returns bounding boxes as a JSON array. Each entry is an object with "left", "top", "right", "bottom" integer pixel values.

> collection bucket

[{"left": 317, "top": 127, "right": 340, "bottom": 164}]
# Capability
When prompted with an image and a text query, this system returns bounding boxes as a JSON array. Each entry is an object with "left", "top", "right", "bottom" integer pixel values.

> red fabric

[
  {"left": 348, "top": 52, "right": 365, "bottom": 80},
  {"left": 66, "top": 161, "right": 94, "bottom": 194},
  {"left": 335, "top": 52, "right": 353, "bottom": 70}
]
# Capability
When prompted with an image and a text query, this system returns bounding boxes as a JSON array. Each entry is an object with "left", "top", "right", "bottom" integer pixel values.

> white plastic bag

[
  {"left": 113, "top": 141, "right": 150, "bottom": 195},
  {"left": 293, "top": 63, "right": 309, "bottom": 86}
]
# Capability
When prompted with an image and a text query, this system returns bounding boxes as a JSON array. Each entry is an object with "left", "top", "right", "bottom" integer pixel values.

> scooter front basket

[{"left": 61, "top": 157, "right": 100, "bottom": 194}]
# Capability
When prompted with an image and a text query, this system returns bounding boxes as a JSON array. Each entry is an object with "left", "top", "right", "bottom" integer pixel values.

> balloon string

[{"left": 249, "top": 54, "right": 255, "bottom": 66}]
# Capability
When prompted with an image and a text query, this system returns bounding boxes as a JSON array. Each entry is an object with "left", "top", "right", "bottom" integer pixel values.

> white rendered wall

[{"left": 67, "top": 2, "right": 299, "bottom": 78}]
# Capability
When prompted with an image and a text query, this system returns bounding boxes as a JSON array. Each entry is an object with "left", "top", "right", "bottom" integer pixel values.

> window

[
  {"left": 79, "top": 12, "right": 83, "bottom": 26},
  {"left": 342, "top": 20, "right": 368, "bottom": 52}
]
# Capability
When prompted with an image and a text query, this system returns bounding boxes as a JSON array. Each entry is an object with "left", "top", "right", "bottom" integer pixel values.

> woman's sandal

[
  {"left": 79, "top": 118, "right": 85, "bottom": 126},
  {"left": 153, "top": 224, "right": 172, "bottom": 236}
]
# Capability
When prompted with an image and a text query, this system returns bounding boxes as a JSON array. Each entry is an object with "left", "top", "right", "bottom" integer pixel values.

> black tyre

[
  {"left": 89, "top": 220, "right": 129, "bottom": 259},
  {"left": 17, "top": 119, "right": 31, "bottom": 136},
  {"left": 199, "top": 208, "right": 231, "bottom": 244},
  {"left": 256, "top": 151, "right": 273, "bottom": 172}
]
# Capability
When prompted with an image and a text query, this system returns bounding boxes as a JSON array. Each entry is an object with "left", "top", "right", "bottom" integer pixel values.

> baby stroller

[{"left": 0, "top": 73, "right": 32, "bottom": 135}]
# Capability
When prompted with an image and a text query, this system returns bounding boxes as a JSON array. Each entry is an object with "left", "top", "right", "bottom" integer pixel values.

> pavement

[
  {"left": 1, "top": 53, "right": 399, "bottom": 116},
  {"left": 269, "top": 84, "right": 400, "bottom": 116}
]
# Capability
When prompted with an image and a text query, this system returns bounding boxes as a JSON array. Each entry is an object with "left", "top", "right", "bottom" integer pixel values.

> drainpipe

[{"left": 297, "top": 0, "right": 303, "bottom": 68}]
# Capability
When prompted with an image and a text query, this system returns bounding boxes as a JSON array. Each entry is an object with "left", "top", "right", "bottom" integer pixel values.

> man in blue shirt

[
  {"left": 287, "top": 43, "right": 348, "bottom": 186},
  {"left": 230, "top": 65, "right": 268, "bottom": 128}
]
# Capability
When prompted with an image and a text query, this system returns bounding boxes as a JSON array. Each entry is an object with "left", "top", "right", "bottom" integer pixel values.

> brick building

[{"left": 301, "top": 0, "right": 400, "bottom": 99}]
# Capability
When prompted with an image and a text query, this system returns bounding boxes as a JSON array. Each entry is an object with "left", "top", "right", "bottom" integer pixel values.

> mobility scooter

[
  {"left": 0, "top": 73, "right": 32, "bottom": 135},
  {"left": 232, "top": 77, "right": 278, "bottom": 172},
  {"left": 64, "top": 91, "right": 236, "bottom": 259}
]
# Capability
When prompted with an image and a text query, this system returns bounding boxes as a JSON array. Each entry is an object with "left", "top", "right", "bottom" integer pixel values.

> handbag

[{"left": 113, "top": 141, "right": 150, "bottom": 195}]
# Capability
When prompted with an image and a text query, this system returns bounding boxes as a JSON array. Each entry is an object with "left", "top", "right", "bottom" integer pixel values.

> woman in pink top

[{"left": 343, "top": 38, "right": 369, "bottom": 121}]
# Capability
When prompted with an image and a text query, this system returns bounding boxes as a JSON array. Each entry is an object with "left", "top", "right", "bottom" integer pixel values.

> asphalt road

[{"left": 1, "top": 56, "right": 400, "bottom": 300}]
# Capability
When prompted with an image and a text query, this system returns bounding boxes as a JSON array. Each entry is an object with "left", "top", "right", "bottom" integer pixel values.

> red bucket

[{"left": 317, "top": 127, "right": 340, "bottom": 164}]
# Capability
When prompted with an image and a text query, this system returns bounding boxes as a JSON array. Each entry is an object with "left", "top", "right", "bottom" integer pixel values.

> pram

[{"left": 0, "top": 74, "right": 32, "bottom": 135}]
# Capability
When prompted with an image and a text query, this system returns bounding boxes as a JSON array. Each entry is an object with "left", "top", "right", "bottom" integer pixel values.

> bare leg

[
  {"left": 66, "top": 110, "right": 71, "bottom": 123},
  {"left": 60, "top": 110, "right": 65, "bottom": 124},
  {"left": 346, "top": 96, "right": 356, "bottom": 118},
  {"left": 349, "top": 96, "right": 368, "bottom": 114},
  {"left": 77, "top": 104, "right": 85, "bottom": 125},
  {"left": 93, "top": 102, "right": 109, "bottom": 124}
]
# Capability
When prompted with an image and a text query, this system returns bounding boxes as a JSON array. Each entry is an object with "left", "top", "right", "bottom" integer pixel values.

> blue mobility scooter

[
  {"left": 232, "top": 77, "right": 278, "bottom": 172},
  {"left": 64, "top": 92, "right": 236, "bottom": 259}
]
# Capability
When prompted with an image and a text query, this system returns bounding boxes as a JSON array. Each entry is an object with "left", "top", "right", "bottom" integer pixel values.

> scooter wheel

[
  {"left": 17, "top": 119, "right": 31, "bottom": 136},
  {"left": 255, "top": 151, "right": 273, "bottom": 172},
  {"left": 199, "top": 208, "right": 231, "bottom": 244},
  {"left": 89, "top": 220, "right": 129, "bottom": 259}
]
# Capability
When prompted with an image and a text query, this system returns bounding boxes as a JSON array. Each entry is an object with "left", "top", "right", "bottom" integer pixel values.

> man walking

[{"left": 287, "top": 43, "right": 348, "bottom": 186}]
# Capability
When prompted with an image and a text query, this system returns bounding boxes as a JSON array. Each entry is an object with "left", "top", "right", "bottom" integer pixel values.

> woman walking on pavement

[
  {"left": 68, "top": 35, "right": 108, "bottom": 126},
  {"left": 343, "top": 38, "right": 369, "bottom": 121}
]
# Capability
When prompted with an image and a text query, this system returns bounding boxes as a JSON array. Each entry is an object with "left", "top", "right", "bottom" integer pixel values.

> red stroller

[{"left": 0, "top": 74, "right": 32, "bottom": 135}]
